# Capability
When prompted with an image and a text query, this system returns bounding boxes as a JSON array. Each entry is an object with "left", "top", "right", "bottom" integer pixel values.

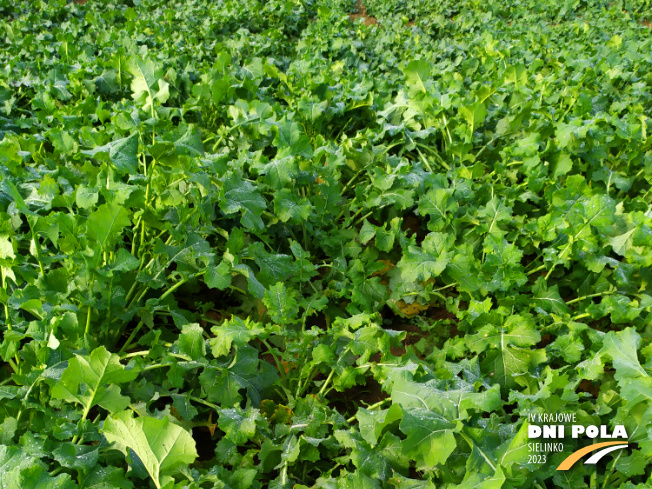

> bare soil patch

[{"left": 349, "top": 0, "right": 378, "bottom": 26}]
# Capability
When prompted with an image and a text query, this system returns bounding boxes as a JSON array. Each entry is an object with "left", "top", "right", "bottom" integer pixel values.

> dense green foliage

[{"left": 0, "top": 0, "right": 651, "bottom": 487}]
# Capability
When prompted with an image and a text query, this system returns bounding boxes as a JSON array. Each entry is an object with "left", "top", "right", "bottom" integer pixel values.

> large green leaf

[
  {"left": 81, "top": 134, "right": 139, "bottom": 175},
  {"left": 103, "top": 411, "right": 197, "bottom": 489},
  {"left": 399, "top": 408, "right": 457, "bottom": 467},
  {"left": 273, "top": 120, "right": 312, "bottom": 159},
  {"left": 177, "top": 323, "right": 206, "bottom": 361},
  {"left": 209, "top": 317, "right": 266, "bottom": 357},
  {"left": 86, "top": 203, "right": 132, "bottom": 252},
  {"left": 0, "top": 445, "right": 33, "bottom": 487},
  {"left": 397, "top": 232, "right": 452, "bottom": 282},
  {"left": 80, "top": 466, "right": 134, "bottom": 489},
  {"left": 219, "top": 175, "right": 266, "bottom": 231},
  {"left": 263, "top": 282, "right": 299, "bottom": 324},
  {"left": 403, "top": 60, "right": 430, "bottom": 96},
  {"left": 600, "top": 328, "right": 649, "bottom": 380},
  {"left": 467, "top": 315, "right": 546, "bottom": 391},
  {"left": 129, "top": 58, "right": 169, "bottom": 112},
  {"left": 52, "top": 346, "right": 138, "bottom": 415},
  {"left": 19, "top": 465, "right": 76, "bottom": 489}
]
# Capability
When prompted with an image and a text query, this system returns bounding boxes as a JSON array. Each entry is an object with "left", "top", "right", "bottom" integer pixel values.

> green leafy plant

[{"left": 0, "top": 0, "right": 651, "bottom": 487}]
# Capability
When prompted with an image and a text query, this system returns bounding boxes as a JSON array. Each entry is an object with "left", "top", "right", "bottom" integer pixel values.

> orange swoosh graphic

[{"left": 556, "top": 441, "right": 627, "bottom": 470}]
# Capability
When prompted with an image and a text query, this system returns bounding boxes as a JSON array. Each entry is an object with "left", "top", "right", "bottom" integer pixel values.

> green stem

[
  {"left": 260, "top": 338, "right": 286, "bottom": 381},
  {"left": 188, "top": 395, "right": 219, "bottom": 410},
  {"left": 140, "top": 363, "right": 171, "bottom": 373},
  {"left": 417, "top": 147, "right": 432, "bottom": 171},
  {"left": 7, "top": 358, "right": 18, "bottom": 373},
  {"left": 151, "top": 108, "right": 156, "bottom": 144},
  {"left": 335, "top": 117, "right": 353, "bottom": 139},
  {"left": 318, "top": 370, "right": 335, "bottom": 396},
  {"left": 120, "top": 273, "right": 206, "bottom": 350},
  {"left": 228, "top": 285, "right": 247, "bottom": 295},
  {"left": 211, "top": 135, "right": 225, "bottom": 152},
  {"left": 71, "top": 398, "right": 94, "bottom": 444},
  {"left": 280, "top": 463, "right": 289, "bottom": 486},
  {"left": 105, "top": 276, "right": 114, "bottom": 328},
  {"left": 118, "top": 320, "right": 144, "bottom": 354},
  {"left": 474, "top": 135, "right": 500, "bottom": 160},
  {"left": 123, "top": 253, "right": 158, "bottom": 306},
  {"left": 139, "top": 357, "right": 201, "bottom": 373},
  {"left": 381, "top": 140, "right": 405, "bottom": 156},
  {"left": 131, "top": 216, "right": 139, "bottom": 255},
  {"left": 139, "top": 214, "right": 147, "bottom": 256},
  {"left": 417, "top": 145, "right": 450, "bottom": 171},
  {"left": 343, "top": 207, "right": 367, "bottom": 227},
  {"left": 128, "top": 249, "right": 204, "bottom": 313},
  {"left": 122, "top": 349, "right": 150, "bottom": 359},
  {"left": 1, "top": 267, "right": 10, "bottom": 331},
  {"left": 355, "top": 362, "right": 399, "bottom": 369},
  {"left": 27, "top": 219, "right": 45, "bottom": 276},
  {"left": 350, "top": 210, "right": 374, "bottom": 227},
  {"left": 307, "top": 280, "right": 320, "bottom": 295},
  {"left": 566, "top": 289, "right": 614, "bottom": 305},
  {"left": 601, "top": 449, "right": 623, "bottom": 489},
  {"left": 432, "top": 282, "right": 457, "bottom": 293},
  {"left": 296, "top": 366, "right": 316, "bottom": 398},
  {"left": 160, "top": 272, "right": 204, "bottom": 302},
  {"left": 139, "top": 155, "right": 157, "bottom": 257},
  {"left": 15, "top": 376, "right": 41, "bottom": 425},
  {"left": 84, "top": 277, "right": 95, "bottom": 340},
  {"left": 85, "top": 305, "right": 92, "bottom": 338},
  {"left": 346, "top": 398, "right": 390, "bottom": 423},
  {"left": 527, "top": 264, "right": 547, "bottom": 276},
  {"left": 572, "top": 312, "right": 591, "bottom": 321},
  {"left": 202, "top": 133, "right": 218, "bottom": 144},
  {"left": 341, "top": 159, "right": 377, "bottom": 196},
  {"left": 442, "top": 114, "right": 453, "bottom": 146}
]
